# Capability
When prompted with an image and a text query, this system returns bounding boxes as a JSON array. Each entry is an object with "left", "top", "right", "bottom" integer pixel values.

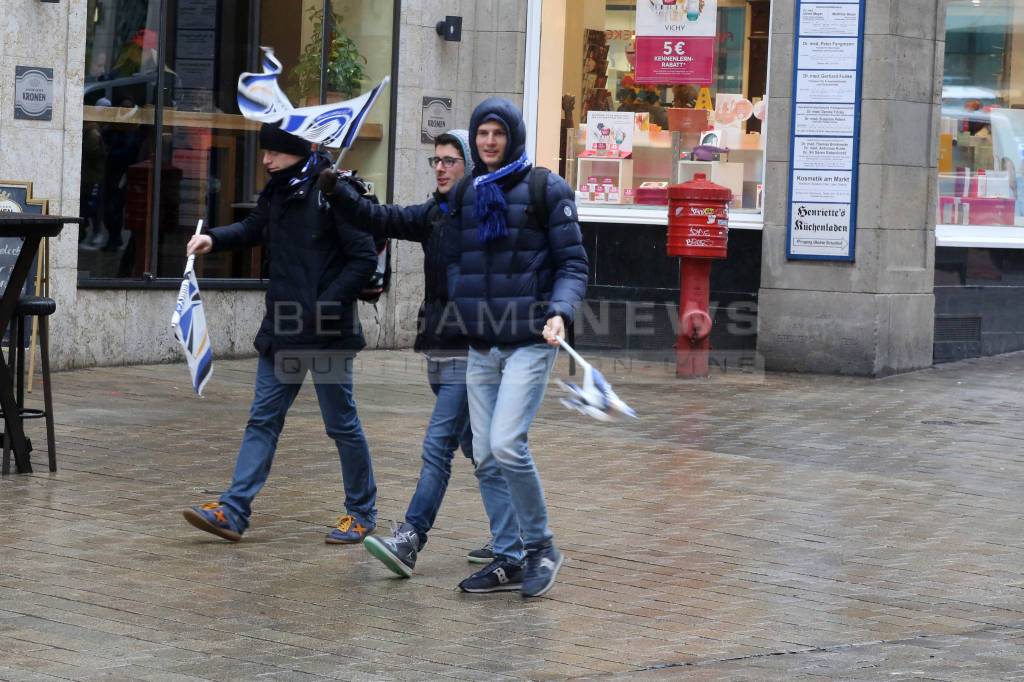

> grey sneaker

[
  {"left": 521, "top": 543, "right": 564, "bottom": 598},
  {"left": 467, "top": 540, "right": 494, "bottom": 564},
  {"left": 364, "top": 522, "right": 420, "bottom": 578}
]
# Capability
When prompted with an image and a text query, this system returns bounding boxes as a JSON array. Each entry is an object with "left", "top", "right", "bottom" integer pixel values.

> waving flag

[
  {"left": 237, "top": 46, "right": 389, "bottom": 149},
  {"left": 555, "top": 338, "right": 637, "bottom": 423},
  {"left": 171, "top": 222, "right": 214, "bottom": 396},
  {"left": 236, "top": 47, "right": 293, "bottom": 124}
]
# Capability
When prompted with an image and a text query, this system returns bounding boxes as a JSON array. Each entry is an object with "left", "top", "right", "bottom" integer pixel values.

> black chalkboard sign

[{"left": 0, "top": 182, "right": 48, "bottom": 346}]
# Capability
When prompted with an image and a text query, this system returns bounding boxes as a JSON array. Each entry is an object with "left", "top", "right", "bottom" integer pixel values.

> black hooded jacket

[
  {"left": 328, "top": 182, "right": 468, "bottom": 355},
  {"left": 207, "top": 153, "right": 377, "bottom": 355},
  {"left": 445, "top": 97, "right": 589, "bottom": 347}
]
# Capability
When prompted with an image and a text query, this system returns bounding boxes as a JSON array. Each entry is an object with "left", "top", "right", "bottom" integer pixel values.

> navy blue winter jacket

[
  {"left": 329, "top": 182, "right": 468, "bottom": 355},
  {"left": 446, "top": 98, "right": 589, "bottom": 347}
]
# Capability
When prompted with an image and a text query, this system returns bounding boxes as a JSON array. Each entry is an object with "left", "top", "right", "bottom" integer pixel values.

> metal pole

[
  {"left": 319, "top": 0, "right": 331, "bottom": 105},
  {"left": 149, "top": 0, "right": 169, "bottom": 279}
]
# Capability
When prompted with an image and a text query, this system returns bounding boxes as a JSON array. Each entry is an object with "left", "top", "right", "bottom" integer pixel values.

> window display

[
  {"left": 541, "top": 0, "right": 771, "bottom": 214},
  {"left": 938, "top": 1, "right": 1024, "bottom": 229}
]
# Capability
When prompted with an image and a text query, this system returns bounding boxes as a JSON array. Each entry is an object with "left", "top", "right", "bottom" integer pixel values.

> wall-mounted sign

[
  {"left": 421, "top": 96, "right": 452, "bottom": 143},
  {"left": 14, "top": 67, "right": 54, "bottom": 121},
  {"left": 634, "top": 0, "right": 717, "bottom": 85},
  {"left": 786, "top": 0, "right": 865, "bottom": 261}
]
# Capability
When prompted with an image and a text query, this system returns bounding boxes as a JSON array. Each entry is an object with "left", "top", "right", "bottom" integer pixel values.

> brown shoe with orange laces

[
  {"left": 183, "top": 502, "right": 243, "bottom": 542},
  {"left": 325, "top": 514, "right": 374, "bottom": 544}
]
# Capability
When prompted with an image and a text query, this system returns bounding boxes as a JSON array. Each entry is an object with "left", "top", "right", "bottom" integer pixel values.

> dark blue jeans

[
  {"left": 219, "top": 354, "right": 376, "bottom": 531},
  {"left": 403, "top": 357, "right": 473, "bottom": 545}
]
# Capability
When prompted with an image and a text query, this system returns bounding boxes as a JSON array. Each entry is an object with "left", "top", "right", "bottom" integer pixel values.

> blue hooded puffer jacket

[{"left": 446, "top": 97, "right": 589, "bottom": 346}]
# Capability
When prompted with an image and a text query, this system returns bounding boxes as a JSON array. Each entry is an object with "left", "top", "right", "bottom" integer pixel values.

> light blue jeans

[
  {"left": 219, "top": 353, "right": 376, "bottom": 531},
  {"left": 466, "top": 343, "right": 557, "bottom": 562}
]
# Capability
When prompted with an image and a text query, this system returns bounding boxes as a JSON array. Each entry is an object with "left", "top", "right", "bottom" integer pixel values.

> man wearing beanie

[
  {"left": 181, "top": 123, "right": 380, "bottom": 545},
  {"left": 446, "top": 98, "right": 588, "bottom": 597},
  {"left": 321, "top": 129, "right": 494, "bottom": 578}
]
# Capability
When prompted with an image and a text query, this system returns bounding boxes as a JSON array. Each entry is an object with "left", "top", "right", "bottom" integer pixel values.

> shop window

[
  {"left": 938, "top": 1, "right": 1024, "bottom": 232},
  {"left": 78, "top": 0, "right": 395, "bottom": 283},
  {"left": 536, "top": 0, "right": 771, "bottom": 216}
]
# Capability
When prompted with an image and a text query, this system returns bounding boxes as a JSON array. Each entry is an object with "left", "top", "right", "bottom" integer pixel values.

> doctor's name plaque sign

[{"left": 786, "top": 0, "right": 865, "bottom": 261}]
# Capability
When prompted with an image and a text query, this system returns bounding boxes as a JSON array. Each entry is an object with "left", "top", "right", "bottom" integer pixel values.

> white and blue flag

[
  {"left": 237, "top": 46, "right": 389, "bottom": 149},
  {"left": 171, "top": 225, "right": 213, "bottom": 396}
]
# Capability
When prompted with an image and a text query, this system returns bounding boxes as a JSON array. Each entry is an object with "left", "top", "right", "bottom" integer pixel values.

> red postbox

[{"left": 667, "top": 173, "right": 731, "bottom": 378}]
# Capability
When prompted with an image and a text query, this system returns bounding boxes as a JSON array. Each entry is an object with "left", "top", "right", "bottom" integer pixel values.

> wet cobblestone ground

[{"left": 1, "top": 349, "right": 1022, "bottom": 680}]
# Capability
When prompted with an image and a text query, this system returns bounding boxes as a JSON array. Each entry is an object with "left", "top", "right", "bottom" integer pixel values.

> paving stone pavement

[{"left": 0, "top": 348, "right": 1022, "bottom": 681}]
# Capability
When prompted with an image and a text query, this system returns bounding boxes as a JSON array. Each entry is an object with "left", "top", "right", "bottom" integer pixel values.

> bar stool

[{"left": 1, "top": 295, "right": 56, "bottom": 474}]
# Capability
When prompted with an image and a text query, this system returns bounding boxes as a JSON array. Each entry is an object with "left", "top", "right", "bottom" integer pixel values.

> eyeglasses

[{"left": 427, "top": 156, "right": 465, "bottom": 169}]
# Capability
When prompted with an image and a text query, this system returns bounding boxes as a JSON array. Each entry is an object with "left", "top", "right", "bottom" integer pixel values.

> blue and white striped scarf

[{"left": 473, "top": 153, "right": 532, "bottom": 243}]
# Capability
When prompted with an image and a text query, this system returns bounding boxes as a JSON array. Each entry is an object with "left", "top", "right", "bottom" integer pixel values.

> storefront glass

[
  {"left": 939, "top": 1, "right": 1024, "bottom": 229},
  {"left": 79, "top": 0, "right": 395, "bottom": 282},
  {"left": 538, "top": 0, "right": 771, "bottom": 214}
]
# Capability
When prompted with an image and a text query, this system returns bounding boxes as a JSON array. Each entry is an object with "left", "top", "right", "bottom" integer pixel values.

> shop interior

[
  {"left": 536, "top": 0, "right": 770, "bottom": 214},
  {"left": 938, "top": 0, "right": 1024, "bottom": 229}
]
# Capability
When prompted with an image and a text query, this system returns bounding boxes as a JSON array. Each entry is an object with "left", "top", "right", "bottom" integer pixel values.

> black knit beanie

[{"left": 259, "top": 123, "right": 312, "bottom": 157}]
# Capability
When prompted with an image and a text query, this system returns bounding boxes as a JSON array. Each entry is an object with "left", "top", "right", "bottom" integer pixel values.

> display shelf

[
  {"left": 576, "top": 157, "right": 633, "bottom": 204},
  {"left": 677, "top": 160, "right": 744, "bottom": 207}
]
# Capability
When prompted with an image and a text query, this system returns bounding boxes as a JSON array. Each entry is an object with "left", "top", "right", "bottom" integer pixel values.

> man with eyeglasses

[{"left": 319, "top": 129, "right": 494, "bottom": 577}]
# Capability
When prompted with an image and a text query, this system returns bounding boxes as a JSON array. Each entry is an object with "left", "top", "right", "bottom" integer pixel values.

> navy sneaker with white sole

[
  {"left": 457, "top": 557, "right": 523, "bottom": 593},
  {"left": 521, "top": 544, "right": 564, "bottom": 598}
]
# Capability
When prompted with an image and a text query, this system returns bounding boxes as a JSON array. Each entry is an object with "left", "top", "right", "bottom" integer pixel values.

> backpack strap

[
  {"left": 524, "top": 167, "right": 551, "bottom": 230},
  {"left": 449, "top": 176, "right": 471, "bottom": 218}
]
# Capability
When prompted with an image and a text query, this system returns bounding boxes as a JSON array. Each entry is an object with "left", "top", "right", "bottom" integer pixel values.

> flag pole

[{"left": 186, "top": 219, "right": 204, "bottom": 274}]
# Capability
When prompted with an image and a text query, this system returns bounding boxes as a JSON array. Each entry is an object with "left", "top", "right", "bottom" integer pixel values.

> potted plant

[{"left": 287, "top": 5, "right": 368, "bottom": 105}]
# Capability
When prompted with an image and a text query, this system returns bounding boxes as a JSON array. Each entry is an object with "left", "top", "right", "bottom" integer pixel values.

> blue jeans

[
  {"left": 219, "top": 354, "right": 376, "bottom": 531},
  {"left": 466, "top": 343, "right": 557, "bottom": 562},
  {"left": 403, "top": 358, "right": 473, "bottom": 545}
]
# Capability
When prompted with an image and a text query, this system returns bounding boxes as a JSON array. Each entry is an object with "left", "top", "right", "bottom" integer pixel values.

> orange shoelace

[{"left": 333, "top": 515, "right": 367, "bottom": 535}]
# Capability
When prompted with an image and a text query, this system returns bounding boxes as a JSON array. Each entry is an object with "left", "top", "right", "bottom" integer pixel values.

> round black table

[{"left": 0, "top": 214, "right": 82, "bottom": 474}]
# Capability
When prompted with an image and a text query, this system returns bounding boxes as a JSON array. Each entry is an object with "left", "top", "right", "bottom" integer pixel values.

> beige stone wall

[{"left": 381, "top": 0, "right": 530, "bottom": 350}]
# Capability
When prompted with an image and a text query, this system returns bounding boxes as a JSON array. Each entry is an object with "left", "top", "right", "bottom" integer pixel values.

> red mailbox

[{"left": 667, "top": 173, "right": 731, "bottom": 378}]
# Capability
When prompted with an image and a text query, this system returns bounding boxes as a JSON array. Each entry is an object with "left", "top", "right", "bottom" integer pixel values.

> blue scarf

[{"left": 473, "top": 153, "right": 532, "bottom": 243}]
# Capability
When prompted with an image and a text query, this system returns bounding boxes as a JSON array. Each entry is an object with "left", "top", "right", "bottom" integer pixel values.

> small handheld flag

[
  {"left": 556, "top": 337, "right": 637, "bottom": 422},
  {"left": 171, "top": 221, "right": 214, "bottom": 396}
]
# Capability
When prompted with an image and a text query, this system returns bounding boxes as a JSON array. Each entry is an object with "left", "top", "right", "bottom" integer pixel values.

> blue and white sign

[{"left": 786, "top": 0, "right": 865, "bottom": 261}]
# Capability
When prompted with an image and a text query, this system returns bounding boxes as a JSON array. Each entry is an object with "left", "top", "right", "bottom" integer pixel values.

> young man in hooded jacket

[
  {"left": 446, "top": 98, "right": 589, "bottom": 597},
  {"left": 320, "top": 129, "right": 493, "bottom": 576},
  {"left": 181, "top": 123, "right": 379, "bottom": 545}
]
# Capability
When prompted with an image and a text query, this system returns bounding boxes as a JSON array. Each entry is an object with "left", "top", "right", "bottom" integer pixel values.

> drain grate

[{"left": 934, "top": 316, "right": 981, "bottom": 344}]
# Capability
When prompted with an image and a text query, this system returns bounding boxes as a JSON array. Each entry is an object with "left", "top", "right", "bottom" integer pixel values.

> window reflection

[{"left": 79, "top": 0, "right": 395, "bottom": 282}]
